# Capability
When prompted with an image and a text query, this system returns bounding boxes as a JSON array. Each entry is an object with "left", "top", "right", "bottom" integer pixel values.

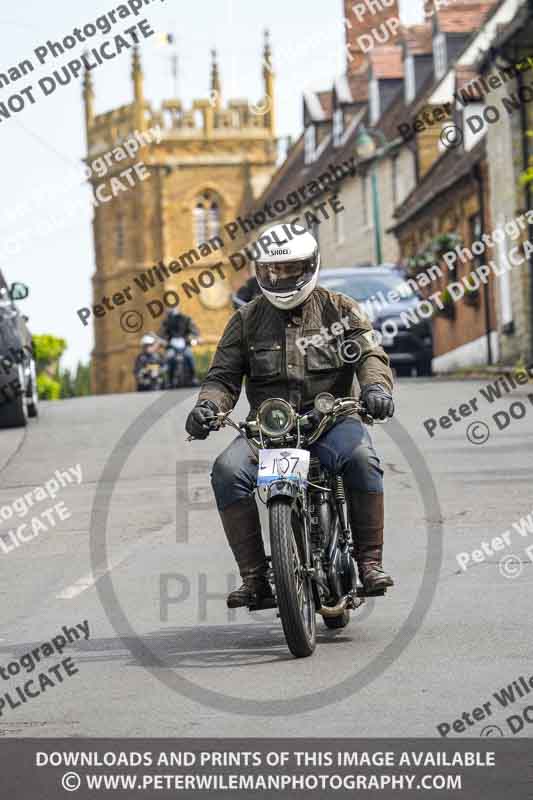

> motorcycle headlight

[{"left": 257, "top": 398, "right": 295, "bottom": 438}]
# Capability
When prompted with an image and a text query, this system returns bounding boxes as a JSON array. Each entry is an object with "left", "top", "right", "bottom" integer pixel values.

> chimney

[{"left": 344, "top": 0, "right": 401, "bottom": 74}]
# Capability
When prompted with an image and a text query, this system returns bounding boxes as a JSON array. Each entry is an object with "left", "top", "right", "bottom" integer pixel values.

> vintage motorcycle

[
  {"left": 165, "top": 336, "right": 197, "bottom": 388},
  {"left": 190, "top": 393, "right": 385, "bottom": 658},
  {"left": 136, "top": 361, "right": 166, "bottom": 392}
]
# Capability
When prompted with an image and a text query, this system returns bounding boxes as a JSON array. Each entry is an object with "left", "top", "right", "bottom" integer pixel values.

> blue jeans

[{"left": 211, "top": 416, "right": 383, "bottom": 511}]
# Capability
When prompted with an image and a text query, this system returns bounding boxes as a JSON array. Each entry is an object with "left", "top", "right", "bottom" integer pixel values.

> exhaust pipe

[
  {"left": 318, "top": 593, "right": 365, "bottom": 617},
  {"left": 318, "top": 596, "right": 349, "bottom": 618}
]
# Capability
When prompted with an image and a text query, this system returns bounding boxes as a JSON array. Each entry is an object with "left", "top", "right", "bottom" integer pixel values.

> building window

[
  {"left": 370, "top": 79, "right": 380, "bottom": 125},
  {"left": 193, "top": 191, "right": 221, "bottom": 245},
  {"left": 115, "top": 212, "right": 125, "bottom": 258},
  {"left": 405, "top": 55, "right": 416, "bottom": 103},
  {"left": 304, "top": 125, "right": 316, "bottom": 164},
  {"left": 207, "top": 201, "right": 220, "bottom": 239},
  {"left": 193, "top": 204, "right": 207, "bottom": 245},
  {"left": 434, "top": 33, "right": 447, "bottom": 80},
  {"left": 333, "top": 108, "right": 344, "bottom": 146}
]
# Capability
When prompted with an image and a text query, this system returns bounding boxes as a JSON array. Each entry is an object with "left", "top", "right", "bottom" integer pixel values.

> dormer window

[
  {"left": 405, "top": 55, "right": 416, "bottom": 104},
  {"left": 305, "top": 124, "right": 316, "bottom": 164},
  {"left": 369, "top": 79, "right": 380, "bottom": 125},
  {"left": 434, "top": 33, "right": 447, "bottom": 80},
  {"left": 333, "top": 108, "right": 344, "bottom": 146}
]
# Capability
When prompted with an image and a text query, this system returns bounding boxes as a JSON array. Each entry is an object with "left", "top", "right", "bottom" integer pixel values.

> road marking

[
  {"left": 56, "top": 521, "right": 174, "bottom": 600},
  {"left": 56, "top": 555, "right": 130, "bottom": 599}
]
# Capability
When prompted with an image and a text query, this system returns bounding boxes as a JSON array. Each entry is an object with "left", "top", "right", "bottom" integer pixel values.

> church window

[{"left": 194, "top": 191, "right": 221, "bottom": 245}]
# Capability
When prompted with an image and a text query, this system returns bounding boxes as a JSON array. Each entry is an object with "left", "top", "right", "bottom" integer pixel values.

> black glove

[
  {"left": 361, "top": 384, "right": 394, "bottom": 420},
  {"left": 185, "top": 400, "right": 218, "bottom": 439}
]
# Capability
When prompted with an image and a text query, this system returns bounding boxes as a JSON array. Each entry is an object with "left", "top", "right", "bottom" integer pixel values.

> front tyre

[{"left": 269, "top": 497, "right": 316, "bottom": 658}]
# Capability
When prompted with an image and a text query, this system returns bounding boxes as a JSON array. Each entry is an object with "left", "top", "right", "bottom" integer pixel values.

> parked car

[
  {"left": 319, "top": 266, "right": 433, "bottom": 376},
  {"left": 0, "top": 272, "right": 38, "bottom": 428}
]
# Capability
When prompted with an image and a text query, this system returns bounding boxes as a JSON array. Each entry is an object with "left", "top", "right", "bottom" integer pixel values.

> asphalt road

[{"left": 0, "top": 378, "right": 531, "bottom": 738}]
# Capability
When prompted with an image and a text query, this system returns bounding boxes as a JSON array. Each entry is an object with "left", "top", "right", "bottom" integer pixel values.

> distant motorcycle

[
  {"left": 164, "top": 337, "right": 196, "bottom": 388},
  {"left": 136, "top": 361, "right": 166, "bottom": 392}
]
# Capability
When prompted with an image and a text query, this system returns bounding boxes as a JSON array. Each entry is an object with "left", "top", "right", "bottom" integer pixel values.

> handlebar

[{"left": 186, "top": 397, "right": 377, "bottom": 443}]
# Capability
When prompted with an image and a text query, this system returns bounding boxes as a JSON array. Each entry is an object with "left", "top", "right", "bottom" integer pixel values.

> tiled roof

[
  {"left": 392, "top": 138, "right": 486, "bottom": 230},
  {"left": 346, "top": 73, "right": 369, "bottom": 103}
]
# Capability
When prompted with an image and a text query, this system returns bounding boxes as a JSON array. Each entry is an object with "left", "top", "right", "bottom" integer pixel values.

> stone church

[{"left": 84, "top": 35, "right": 277, "bottom": 394}]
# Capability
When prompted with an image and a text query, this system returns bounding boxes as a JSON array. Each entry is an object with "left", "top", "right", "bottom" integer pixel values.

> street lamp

[{"left": 355, "top": 126, "right": 390, "bottom": 265}]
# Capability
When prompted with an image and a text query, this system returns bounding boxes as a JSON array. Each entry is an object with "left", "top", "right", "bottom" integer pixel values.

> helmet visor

[{"left": 256, "top": 255, "right": 318, "bottom": 294}]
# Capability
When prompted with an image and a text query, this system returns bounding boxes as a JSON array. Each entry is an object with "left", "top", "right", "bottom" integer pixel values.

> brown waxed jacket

[{"left": 198, "top": 286, "right": 393, "bottom": 416}]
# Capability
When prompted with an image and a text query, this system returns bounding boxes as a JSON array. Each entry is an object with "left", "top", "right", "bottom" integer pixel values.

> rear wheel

[{"left": 269, "top": 497, "right": 316, "bottom": 658}]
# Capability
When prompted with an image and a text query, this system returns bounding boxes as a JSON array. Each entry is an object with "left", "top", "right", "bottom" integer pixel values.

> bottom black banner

[{"left": 1, "top": 738, "right": 531, "bottom": 798}]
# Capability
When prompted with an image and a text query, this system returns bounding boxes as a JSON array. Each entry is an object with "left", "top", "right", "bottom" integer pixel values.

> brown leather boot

[
  {"left": 346, "top": 489, "right": 394, "bottom": 594},
  {"left": 219, "top": 496, "right": 275, "bottom": 609}
]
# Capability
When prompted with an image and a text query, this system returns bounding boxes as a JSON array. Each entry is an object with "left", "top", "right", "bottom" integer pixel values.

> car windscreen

[{"left": 319, "top": 272, "right": 416, "bottom": 303}]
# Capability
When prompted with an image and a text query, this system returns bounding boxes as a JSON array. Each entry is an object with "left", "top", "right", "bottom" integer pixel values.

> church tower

[{"left": 84, "top": 38, "right": 277, "bottom": 394}]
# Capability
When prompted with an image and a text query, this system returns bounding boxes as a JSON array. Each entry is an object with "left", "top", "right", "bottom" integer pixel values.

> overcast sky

[{"left": 0, "top": 0, "right": 423, "bottom": 369}]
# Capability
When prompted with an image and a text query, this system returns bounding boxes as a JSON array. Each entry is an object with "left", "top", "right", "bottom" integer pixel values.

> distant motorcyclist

[
  {"left": 159, "top": 309, "right": 199, "bottom": 387},
  {"left": 134, "top": 333, "right": 164, "bottom": 391}
]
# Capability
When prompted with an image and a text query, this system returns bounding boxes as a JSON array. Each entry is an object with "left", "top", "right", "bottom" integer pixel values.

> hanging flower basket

[
  {"left": 435, "top": 288, "right": 456, "bottom": 320},
  {"left": 464, "top": 285, "right": 480, "bottom": 307},
  {"left": 431, "top": 232, "right": 463, "bottom": 260},
  {"left": 406, "top": 249, "right": 434, "bottom": 276}
]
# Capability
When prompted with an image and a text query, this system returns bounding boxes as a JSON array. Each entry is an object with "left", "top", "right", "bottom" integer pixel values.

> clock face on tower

[{"left": 198, "top": 279, "right": 231, "bottom": 311}]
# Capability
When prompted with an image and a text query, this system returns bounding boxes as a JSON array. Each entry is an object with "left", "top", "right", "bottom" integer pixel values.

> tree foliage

[{"left": 33, "top": 334, "right": 91, "bottom": 400}]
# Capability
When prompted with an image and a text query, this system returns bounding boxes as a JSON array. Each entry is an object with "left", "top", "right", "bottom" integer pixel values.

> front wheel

[{"left": 269, "top": 497, "right": 316, "bottom": 658}]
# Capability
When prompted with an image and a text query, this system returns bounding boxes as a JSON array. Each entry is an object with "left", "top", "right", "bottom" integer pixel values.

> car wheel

[
  {"left": 0, "top": 366, "right": 28, "bottom": 429},
  {"left": 27, "top": 358, "right": 39, "bottom": 418}
]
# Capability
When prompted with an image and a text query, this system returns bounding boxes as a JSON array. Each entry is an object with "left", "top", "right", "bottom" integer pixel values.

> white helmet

[
  {"left": 140, "top": 333, "right": 157, "bottom": 347},
  {"left": 254, "top": 224, "right": 320, "bottom": 310}
]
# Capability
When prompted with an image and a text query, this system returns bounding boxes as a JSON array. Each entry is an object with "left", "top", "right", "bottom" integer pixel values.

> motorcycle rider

[
  {"left": 133, "top": 333, "right": 164, "bottom": 388},
  {"left": 186, "top": 224, "right": 394, "bottom": 609},
  {"left": 159, "top": 308, "right": 199, "bottom": 387}
]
